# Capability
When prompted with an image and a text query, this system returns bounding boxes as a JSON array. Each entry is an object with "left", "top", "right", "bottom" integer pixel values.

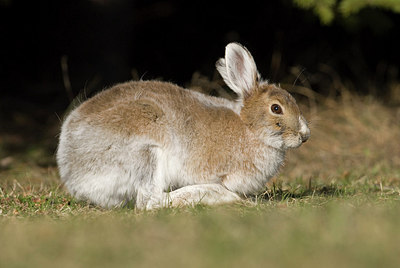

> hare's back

[
  {"left": 77, "top": 80, "right": 184, "bottom": 117},
  {"left": 68, "top": 80, "right": 226, "bottom": 141}
]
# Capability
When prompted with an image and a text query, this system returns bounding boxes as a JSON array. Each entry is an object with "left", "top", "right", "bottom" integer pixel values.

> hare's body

[
  {"left": 57, "top": 43, "right": 310, "bottom": 209},
  {"left": 58, "top": 81, "right": 284, "bottom": 208}
]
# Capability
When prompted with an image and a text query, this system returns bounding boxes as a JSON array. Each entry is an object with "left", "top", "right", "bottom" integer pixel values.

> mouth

[
  {"left": 285, "top": 133, "right": 308, "bottom": 149},
  {"left": 301, "top": 133, "right": 310, "bottom": 143}
]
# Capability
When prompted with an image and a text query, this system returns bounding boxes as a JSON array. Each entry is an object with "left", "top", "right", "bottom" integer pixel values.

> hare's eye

[{"left": 271, "top": 104, "right": 283, "bottom": 115}]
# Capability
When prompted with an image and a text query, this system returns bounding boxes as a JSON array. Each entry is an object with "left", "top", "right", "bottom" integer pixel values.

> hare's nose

[
  {"left": 299, "top": 117, "right": 310, "bottom": 144},
  {"left": 300, "top": 129, "right": 310, "bottom": 143}
]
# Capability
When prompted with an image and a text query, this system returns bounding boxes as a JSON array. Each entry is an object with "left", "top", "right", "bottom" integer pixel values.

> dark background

[{"left": 1, "top": 0, "right": 400, "bottom": 150}]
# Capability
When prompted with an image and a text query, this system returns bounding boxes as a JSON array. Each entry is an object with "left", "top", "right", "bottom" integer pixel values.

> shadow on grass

[{"left": 259, "top": 178, "right": 380, "bottom": 202}]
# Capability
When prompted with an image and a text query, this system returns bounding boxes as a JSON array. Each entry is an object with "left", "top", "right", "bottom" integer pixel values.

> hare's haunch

[{"left": 57, "top": 43, "right": 310, "bottom": 209}]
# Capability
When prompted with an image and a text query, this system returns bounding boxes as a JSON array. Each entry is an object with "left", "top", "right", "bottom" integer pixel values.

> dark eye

[{"left": 271, "top": 104, "right": 283, "bottom": 114}]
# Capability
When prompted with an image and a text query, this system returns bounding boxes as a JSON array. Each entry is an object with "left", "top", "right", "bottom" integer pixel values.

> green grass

[
  {"left": 1, "top": 93, "right": 400, "bottom": 267},
  {"left": 1, "top": 176, "right": 399, "bottom": 268}
]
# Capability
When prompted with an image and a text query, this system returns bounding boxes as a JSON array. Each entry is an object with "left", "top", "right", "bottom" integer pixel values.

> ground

[{"left": 0, "top": 89, "right": 399, "bottom": 267}]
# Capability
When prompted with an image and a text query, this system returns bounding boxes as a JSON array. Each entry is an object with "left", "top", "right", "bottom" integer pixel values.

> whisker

[{"left": 292, "top": 67, "right": 307, "bottom": 90}]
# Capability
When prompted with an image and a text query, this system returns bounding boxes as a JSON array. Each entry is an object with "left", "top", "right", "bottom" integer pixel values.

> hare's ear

[{"left": 216, "top": 43, "right": 260, "bottom": 99}]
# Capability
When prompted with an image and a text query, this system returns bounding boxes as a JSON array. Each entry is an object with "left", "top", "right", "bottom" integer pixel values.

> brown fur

[
  {"left": 71, "top": 81, "right": 261, "bottom": 179},
  {"left": 240, "top": 84, "right": 302, "bottom": 138}
]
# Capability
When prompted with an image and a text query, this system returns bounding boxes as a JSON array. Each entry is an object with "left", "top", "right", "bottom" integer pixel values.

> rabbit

[{"left": 56, "top": 43, "right": 310, "bottom": 210}]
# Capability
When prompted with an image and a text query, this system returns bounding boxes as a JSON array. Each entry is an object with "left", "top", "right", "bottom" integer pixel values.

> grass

[
  {"left": 1, "top": 184, "right": 400, "bottom": 267},
  {"left": 1, "top": 88, "right": 400, "bottom": 267}
]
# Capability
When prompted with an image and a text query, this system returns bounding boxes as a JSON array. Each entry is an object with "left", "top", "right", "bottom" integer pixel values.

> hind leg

[
  {"left": 168, "top": 184, "right": 242, "bottom": 207},
  {"left": 61, "top": 142, "right": 165, "bottom": 209},
  {"left": 143, "top": 184, "right": 242, "bottom": 209}
]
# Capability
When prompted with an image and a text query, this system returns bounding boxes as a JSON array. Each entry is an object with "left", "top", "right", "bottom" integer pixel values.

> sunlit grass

[{"left": 0, "top": 188, "right": 399, "bottom": 268}]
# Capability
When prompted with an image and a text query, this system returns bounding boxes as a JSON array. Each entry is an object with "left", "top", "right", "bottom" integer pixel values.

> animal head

[{"left": 216, "top": 43, "right": 310, "bottom": 150}]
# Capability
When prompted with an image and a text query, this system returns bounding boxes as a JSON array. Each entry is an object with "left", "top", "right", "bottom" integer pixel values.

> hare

[{"left": 57, "top": 43, "right": 310, "bottom": 209}]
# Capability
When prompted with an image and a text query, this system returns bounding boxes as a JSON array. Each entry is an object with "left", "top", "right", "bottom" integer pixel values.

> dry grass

[{"left": 283, "top": 91, "right": 400, "bottom": 185}]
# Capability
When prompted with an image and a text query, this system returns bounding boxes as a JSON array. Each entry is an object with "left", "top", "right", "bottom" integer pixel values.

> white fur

[
  {"left": 147, "top": 184, "right": 241, "bottom": 209},
  {"left": 189, "top": 89, "right": 242, "bottom": 114}
]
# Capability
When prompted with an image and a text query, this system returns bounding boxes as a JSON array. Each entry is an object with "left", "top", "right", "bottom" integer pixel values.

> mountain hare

[{"left": 57, "top": 43, "right": 310, "bottom": 209}]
